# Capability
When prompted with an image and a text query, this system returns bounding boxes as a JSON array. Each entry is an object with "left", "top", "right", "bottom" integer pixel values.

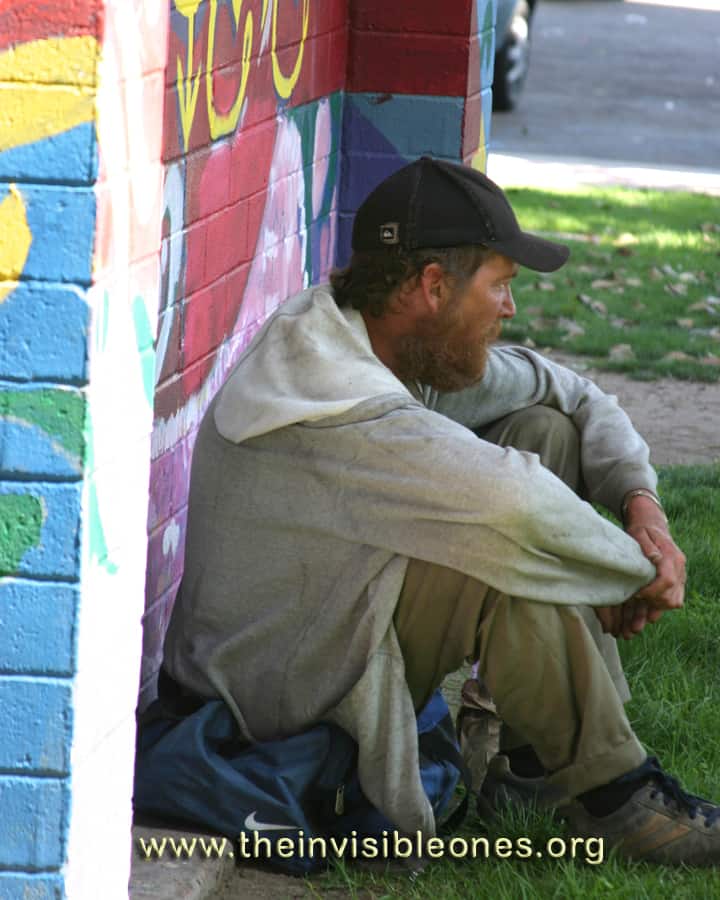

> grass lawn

[
  {"left": 308, "top": 465, "right": 720, "bottom": 899},
  {"left": 500, "top": 187, "right": 720, "bottom": 382}
]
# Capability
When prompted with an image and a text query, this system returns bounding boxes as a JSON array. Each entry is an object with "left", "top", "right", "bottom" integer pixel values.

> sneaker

[
  {"left": 561, "top": 757, "right": 720, "bottom": 866},
  {"left": 479, "top": 753, "right": 570, "bottom": 818}
]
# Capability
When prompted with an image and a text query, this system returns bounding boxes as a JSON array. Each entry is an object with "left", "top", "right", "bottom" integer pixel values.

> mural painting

[{"left": 141, "top": 0, "right": 346, "bottom": 701}]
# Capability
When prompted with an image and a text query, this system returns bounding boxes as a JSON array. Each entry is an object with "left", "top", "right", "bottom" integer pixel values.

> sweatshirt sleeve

[
  {"left": 298, "top": 402, "right": 657, "bottom": 607},
  {"left": 427, "top": 346, "right": 658, "bottom": 520}
]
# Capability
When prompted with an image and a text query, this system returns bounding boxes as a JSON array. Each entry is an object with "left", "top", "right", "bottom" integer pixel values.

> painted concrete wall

[
  {"left": 141, "top": 0, "right": 496, "bottom": 712},
  {"left": 0, "top": 1, "right": 167, "bottom": 897},
  {"left": 141, "top": 0, "right": 348, "bottom": 709},
  {"left": 0, "top": 0, "right": 495, "bottom": 896}
]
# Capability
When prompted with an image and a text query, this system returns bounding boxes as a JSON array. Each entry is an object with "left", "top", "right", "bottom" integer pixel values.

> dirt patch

[{"left": 540, "top": 349, "right": 720, "bottom": 466}]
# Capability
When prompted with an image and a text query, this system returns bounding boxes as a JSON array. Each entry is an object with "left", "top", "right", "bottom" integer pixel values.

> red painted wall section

[
  {"left": 348, "top": 0, "right": 473, "bottom": 96},
  {"left": 141, "top": 0, "right": 496, "bottom": 707},
  {"left": 142, "top": 0, "right": 348, "bottom": 706}
]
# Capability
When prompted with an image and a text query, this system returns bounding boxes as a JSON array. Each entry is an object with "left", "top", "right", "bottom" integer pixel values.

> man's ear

[{"left": 419, "top": 262, "right": 446, "bottom": 315}]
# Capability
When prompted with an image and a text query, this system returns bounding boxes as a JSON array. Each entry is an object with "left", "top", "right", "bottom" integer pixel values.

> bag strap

[{"left": 418, "top": 712, "right": 474, "bottom": 834}]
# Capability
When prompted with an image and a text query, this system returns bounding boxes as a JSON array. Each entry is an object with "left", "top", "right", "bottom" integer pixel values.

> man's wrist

[{"left": 621, "top": 489, "right": 667, "bottom": 527}]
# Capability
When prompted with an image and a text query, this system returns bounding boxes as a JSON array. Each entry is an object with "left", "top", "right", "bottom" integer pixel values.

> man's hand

[
  {"left": 595, "top": 492, "right": 686, "bottom": 639},
  {"left": 623, "top": 492, "right": 686, "bottom": 612}
]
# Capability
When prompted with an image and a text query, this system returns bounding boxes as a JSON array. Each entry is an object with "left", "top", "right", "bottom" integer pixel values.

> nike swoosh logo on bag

[{"left": 243, "top": 810, "right": 299, "bottom": 831}]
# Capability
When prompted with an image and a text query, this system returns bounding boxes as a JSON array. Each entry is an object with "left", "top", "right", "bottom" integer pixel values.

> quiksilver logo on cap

[{"left": 379, "top": 222, "right": 399, "bottom": 244}]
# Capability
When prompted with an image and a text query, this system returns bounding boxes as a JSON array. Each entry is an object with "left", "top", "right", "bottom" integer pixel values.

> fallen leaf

[
  {"left": 633, "top": 302, "right": 647, "bottom": 311},
  {"left": 577, "top": 294, "right": 608, "bottom": 317},
  {"left": 522, "top": 337, "right": 537, "bottom": 348},
  {"left": 666, "top": 283, "right": 688, "bottom": 296},
  {"left": 676, "top": 318, "right": 695, "bottom": 328},
  {"left": 661, "top": 263, "right": 678, "bottom": 277},
  {"left": 707, "top": 296, "right": 720, "bottom": 306},
  {"left": 609, "top": 344, "right": 636, "bottom": 361},
  {"left": 701, "top": 355, "right": 720, "bottom": 366},
  {"left": 610, "top": 317, "right": 628, "bottom": 329},
  {"left": 625, "top": 277, "right": 643, "bottom": 288},
  {"left": 557, "top": 317, "right": 586, "bottom": 339},
  {"left": 525, "top": 306, "right": 544, "bottom": 315},
  {"left": 663, "top": 351, "right": 692, "bottom": 362},
  {"left": 529, "top": 317, "right": 554, "bottom": 332},
  {"left": 576, "top": 265, "right": 598, "bottom": 274},
  {"left": 649, "top": 267, "right": 664, "bottom": 281},
  {"left": 700, "top": 222, "right": 720, "bottom": 234},
  {"left": 591, "top": 278, "right": 617, "bottom": 289},
  {"left": 537, "top": 281, "right": 556, "bottom": 291},
  {"left": 678, "top": 272, "right": 698, "bottom": 283},
  {"left": 615, "top": 246, "right": 634, "bottom": 257}
]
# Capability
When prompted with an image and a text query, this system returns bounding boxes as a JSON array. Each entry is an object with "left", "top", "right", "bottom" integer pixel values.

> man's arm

[
  {"left": 427, "top": 345, "right": 657, "bottom": 520},
  {"left": 428, "top": 346, "right": 686, "bottom": 636}
]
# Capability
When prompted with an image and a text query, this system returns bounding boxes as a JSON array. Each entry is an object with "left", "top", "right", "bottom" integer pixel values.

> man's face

[{"left": 396, "top": 253, "right": 518, "bottom": 392}]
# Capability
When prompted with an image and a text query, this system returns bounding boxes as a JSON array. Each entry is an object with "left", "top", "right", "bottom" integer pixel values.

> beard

[{"left": 394, "top": 305, "right": 501, "bottom": 393}]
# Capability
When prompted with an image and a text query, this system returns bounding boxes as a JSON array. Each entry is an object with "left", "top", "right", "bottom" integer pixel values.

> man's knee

[{"left": 477, "top": 405, "right": 581, "bottom": 489}]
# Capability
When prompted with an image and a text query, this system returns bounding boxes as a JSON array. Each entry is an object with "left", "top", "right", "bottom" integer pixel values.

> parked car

[{"left": 494, "top": 0, "right": 537, "bottom": 111}]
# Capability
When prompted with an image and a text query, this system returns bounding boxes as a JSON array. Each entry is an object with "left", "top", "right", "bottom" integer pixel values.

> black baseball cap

[{"left": 352, "top": 156, "right": 569, "bottom": 272}]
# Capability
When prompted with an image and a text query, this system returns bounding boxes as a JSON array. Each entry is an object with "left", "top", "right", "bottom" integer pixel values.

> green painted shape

[
  {"left": 0, "top": 494, "right": 43, "bottom": 575},
  {"left": 87, "top": 478, "right": 118, "bottom": 575},
  {"left": 132, "top": 295, "right": 155, "bottom": 407},
  {"left": 3, "top": 388, "right": 85, "bottom": 462}
]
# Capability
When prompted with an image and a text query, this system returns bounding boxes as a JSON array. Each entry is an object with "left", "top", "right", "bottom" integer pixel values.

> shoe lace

[{"left": 622, "top": 756, "right": 720, "bottom": 828}]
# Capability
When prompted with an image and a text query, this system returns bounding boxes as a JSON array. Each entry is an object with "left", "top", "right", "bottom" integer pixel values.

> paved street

[{"left": 489, "top": 0, "right": 720, "bottom": 178}]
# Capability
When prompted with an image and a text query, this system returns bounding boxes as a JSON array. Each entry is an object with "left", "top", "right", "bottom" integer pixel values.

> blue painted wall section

[{"left": 0, "top": 4, "right": 100, "bottom": 892}]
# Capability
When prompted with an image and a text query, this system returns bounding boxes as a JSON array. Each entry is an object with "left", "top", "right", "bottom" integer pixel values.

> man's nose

[{"left": 501, "top": 288, "right": 516, "bottom": 318}]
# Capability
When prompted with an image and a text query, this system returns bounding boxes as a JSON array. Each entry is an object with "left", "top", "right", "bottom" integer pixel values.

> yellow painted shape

[
  {"left": 0, "top": 84, "right": 96, "bottom": 154},
  {"left": 206, "top": 0, "right": 253, "bottom": 140},
  {"left": 0, "top": 185, "right": 32, "bottom": 303},
  {"left": 472, "top": 113, "right": 488, "bottom": 173},
  {"left": 272, "top": 0, "right": 310, "bottom": 100},
  {"left": 176, "top": 0, "right": 202, "bottom": 15},
  {"left": 176, "top": 2, "right": 202, "bottom": 153},
  {"left": 0, "top": 35, "right": 99, "bottom": 87}
]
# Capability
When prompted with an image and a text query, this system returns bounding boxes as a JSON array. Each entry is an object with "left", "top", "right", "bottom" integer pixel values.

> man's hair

[{"left": 329, "top": 244, "right": 495, "bottom": 317}]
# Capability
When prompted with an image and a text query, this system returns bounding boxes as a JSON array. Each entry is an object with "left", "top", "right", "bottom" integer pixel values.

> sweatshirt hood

[{"left": 214, "top": 287, "right": 413, "bottom": 443}]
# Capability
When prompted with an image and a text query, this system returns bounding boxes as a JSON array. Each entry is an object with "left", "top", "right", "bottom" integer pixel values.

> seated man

[{"left": 161, "top": 156, "right": 719, "bottom": 865}]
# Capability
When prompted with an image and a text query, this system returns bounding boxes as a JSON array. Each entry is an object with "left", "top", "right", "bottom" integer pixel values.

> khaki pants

[{"left": 393, "top": 405, "right": 646, "bottom": 799}]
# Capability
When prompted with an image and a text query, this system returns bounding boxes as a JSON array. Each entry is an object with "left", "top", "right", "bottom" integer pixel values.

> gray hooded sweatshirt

[{"left": 163, "top": 286, "right": 656, "bottom": 836}]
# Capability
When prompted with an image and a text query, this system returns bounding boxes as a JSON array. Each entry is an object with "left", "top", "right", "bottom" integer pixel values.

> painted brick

[
  {"left": 184, "top": 139, "right": 232, "bottom": 225},
  {"left": 350, "top": 2, "right": 472, "bottom": 35},
  {"left": 141, "top": 586, "right": 178, "bottom": 686},
  {"left": 145, "top": 505, "right": 188, "bottom": 604},
  {"left": 467, "top": 28, "right": 497, "bottom": 97},
  {"left": 147, "top": 439, "right": 194, "bottom": 533},
  {"left": 0, "top": 282, "right": 89, "bottom": 382},
  {"left": 204, "top": 202, "right": 250, "bottom": 280},
  {"left": 0, "top": 385, "right": 86, "bottom": 479},
  {"left": 348, "top": 32, "right": 470, "bottom": 96},
  {"left": 181, "top": 279, "right": 229, "bottom": 367},
  {"left": 229, "top": 119, "right": 278, "bottom": 203},
  {"left": 0, "top": 679, "right": 72, "bottom": 775},
  {"left": 344, "top": 93, "right": 464, "bottom": 159},
  {"left": 0, "top": 581, "right": 77, "bottom": 676},
  {"left": 462, "top": 86, "right": 494, "bottom": 159},
  {"left": 0, "top": 184, "right": 95, "bottom": 285},
  {"left": 0, "top": 122, "right": 97, "bottom": 184},
  {"left": 0, "top": 483, "right": 82, "bottom": 580},
  {"left": 0, "top": 3, "right": 104, "bottom": 51},
  {"left": 0, "top": 777, "right": 68, "bottom": 869},
  {"left": 0, "top": 874, "right": 63, "bottom": 900}
]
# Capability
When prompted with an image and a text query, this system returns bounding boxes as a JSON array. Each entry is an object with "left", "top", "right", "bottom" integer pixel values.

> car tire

[{"left": 493, "top": 0, "right": 533, "bottom": 112}]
